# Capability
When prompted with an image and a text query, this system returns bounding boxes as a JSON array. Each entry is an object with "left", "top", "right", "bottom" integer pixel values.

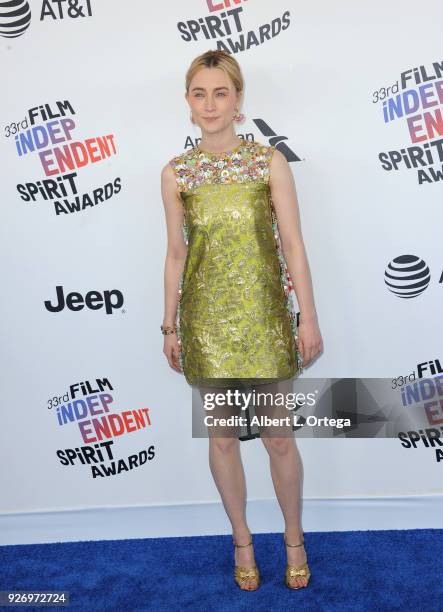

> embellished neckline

[
  {"left": 171, "top": 140, "right": 272, "bottom": 193},
  {"left": 195, "top": 140, "right": 244, "bottom": 157}
]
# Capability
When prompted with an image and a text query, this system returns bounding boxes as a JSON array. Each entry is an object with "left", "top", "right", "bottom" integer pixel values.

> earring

[
  {"left": 233, "top": 108, "right": 245, "bottom": 123},
  {"left": 190, "top": 111, "right": 194, "bottom": 124}
]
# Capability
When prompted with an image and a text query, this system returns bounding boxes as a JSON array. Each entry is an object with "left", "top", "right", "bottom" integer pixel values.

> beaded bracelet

[{"left": 161, "top": 324, "right": 177, "bottom": 336}]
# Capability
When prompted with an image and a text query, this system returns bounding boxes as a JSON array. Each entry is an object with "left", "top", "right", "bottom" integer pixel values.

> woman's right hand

[{"left": 163, "top": 332, "right": 182, "bottom": 373}]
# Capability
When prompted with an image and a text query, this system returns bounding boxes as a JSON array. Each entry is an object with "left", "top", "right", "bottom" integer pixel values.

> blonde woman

[{"left": 161, "top": 50, "right": 322, "bottom": 591}]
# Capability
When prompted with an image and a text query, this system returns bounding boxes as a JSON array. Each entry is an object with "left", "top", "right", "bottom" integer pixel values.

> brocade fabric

[{"left": 169, "top": 139, "right": 299, "bottom": 388}]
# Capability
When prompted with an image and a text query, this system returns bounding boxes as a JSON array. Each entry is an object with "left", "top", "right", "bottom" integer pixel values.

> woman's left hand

[{"left": 296, "top": 317, "right": 323, "bottom": 367}]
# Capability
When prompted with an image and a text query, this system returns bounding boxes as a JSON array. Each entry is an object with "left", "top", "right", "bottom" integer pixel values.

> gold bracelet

[{"left": 160, "top": 324, "right": 177, "bottom": 336}]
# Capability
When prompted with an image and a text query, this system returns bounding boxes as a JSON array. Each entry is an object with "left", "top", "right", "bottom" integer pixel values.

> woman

[{"left": 161, "top": 50, "right": 323, "bottom": 591}]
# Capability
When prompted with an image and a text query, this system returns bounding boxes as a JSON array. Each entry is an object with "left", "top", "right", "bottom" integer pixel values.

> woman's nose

[{"left": 205, "top": 98, "right": 216, "bottom": 111}]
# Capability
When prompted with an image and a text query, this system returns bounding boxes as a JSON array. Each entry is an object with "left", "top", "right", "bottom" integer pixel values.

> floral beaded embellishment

[
  {"left": 176, "top": 271, "right": 185, "bottom": 371},
  {"left": 269, "top": 195, "right": 304, "bottom": 373},
  {"left": 169, "top": 140, "right": 275, "bottom": 194}
]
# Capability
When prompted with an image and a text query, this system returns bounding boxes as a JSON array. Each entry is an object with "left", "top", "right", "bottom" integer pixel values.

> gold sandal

[
  {"left": 284, "top": 534, "right": 311, "bottom": 589},
  {"left": 233, "top": 537, "right": 261, "bottom": 590}
]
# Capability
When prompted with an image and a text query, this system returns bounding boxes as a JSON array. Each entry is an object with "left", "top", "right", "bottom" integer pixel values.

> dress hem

[{"left": 188, "top": 371, "right": 298, "bottom": 389}]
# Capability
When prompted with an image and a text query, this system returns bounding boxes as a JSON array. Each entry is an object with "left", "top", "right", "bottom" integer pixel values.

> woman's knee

[
  {"left": 260, "top": 435, "right": 294, "bottom": 456},
  {"left": 209, "top": 435, "right": 239, "bottom": 455}
]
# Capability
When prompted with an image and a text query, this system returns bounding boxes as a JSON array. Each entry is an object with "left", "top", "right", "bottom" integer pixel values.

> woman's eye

[{"left": 194, "top": 92, "right": 226, "bottom": 97}]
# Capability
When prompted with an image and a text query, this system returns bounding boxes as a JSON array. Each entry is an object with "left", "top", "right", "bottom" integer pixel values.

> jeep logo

[{"left": 44, "top": 285, "right": 124, "bottom": 314}]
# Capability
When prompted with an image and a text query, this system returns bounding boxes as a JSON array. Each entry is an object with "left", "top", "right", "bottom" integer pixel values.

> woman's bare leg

[
  {"left": 255, "top": 378, "right": 308, "bottom": 588},
  {"left": 198, "top": 384, "right": 258, "bottom": 590}
]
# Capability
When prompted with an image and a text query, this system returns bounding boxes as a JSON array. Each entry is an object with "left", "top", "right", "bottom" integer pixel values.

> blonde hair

[{"left": 185, "top": 49, "right": 244, "bottom": 95}]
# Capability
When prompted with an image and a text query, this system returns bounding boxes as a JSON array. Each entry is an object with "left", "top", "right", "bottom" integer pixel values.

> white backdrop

[{"left": 1, "top": 0, "right": 442, "bottom": 543}]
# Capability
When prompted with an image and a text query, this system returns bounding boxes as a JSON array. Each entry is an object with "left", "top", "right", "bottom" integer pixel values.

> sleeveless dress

[{"left": 169, "top": 139, "right": 301, "bottom": 389}]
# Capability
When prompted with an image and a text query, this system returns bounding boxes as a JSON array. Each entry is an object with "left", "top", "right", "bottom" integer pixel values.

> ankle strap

[{"left": 284, "top": 534, "right": 304, "bottom": 547}]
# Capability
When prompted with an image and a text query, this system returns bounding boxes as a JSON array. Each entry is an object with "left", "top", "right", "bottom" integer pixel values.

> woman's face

[{"left": 186, "top": 67, "right": 240, "bottom": 133}]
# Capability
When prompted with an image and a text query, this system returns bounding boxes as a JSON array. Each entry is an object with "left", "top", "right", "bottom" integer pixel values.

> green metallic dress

[{"left": 169, "top": 139, "right": 301, "bottom": 388}]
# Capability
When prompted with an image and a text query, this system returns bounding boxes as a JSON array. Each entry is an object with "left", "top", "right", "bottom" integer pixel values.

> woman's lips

[{"left": 204, "top": 116, "right": 219, "bottom": 122}]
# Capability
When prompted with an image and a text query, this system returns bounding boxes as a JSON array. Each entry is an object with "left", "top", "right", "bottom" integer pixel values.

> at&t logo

[{"left": 384, "top": 254, "right": 431, "bottom": 298}]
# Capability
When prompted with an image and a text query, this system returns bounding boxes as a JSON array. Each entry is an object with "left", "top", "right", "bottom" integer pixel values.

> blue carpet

[{"left": 1, "top": 529, "right": 441, "bottom": 611}]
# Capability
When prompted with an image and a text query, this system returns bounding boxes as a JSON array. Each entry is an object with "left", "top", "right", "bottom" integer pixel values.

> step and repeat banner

[{"left": 1, "top": 1, "right": 442, "bottom": 521}]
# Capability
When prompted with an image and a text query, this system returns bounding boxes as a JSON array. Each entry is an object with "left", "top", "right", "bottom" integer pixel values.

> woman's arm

[
  {"left": 160, "top": 163, "right": 188, "bottom": 372},
  {"left": 269, "top": 149, "right": 323, "bottom": 366}
]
